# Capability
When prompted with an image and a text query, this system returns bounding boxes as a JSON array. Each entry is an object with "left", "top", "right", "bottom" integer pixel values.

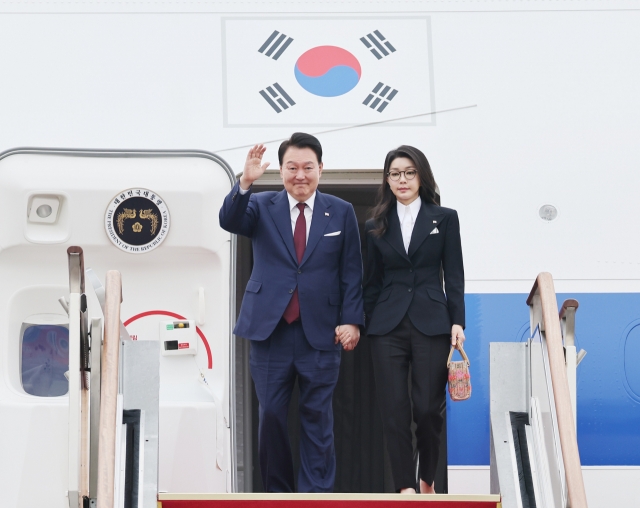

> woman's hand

[
  {"left": 451, "top": 324, "right": 465, "bottom": 349},
  {"left": 335, "top": 324, "right": 360, "bottom": 351}
]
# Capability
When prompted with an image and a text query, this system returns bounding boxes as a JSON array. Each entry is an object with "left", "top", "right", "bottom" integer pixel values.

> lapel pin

[
  {"left": 433, "top": 220, "right": 437, "bottom": 223},
  {"left": 325, "top": 212, "right": 330, "bottom": 216}
]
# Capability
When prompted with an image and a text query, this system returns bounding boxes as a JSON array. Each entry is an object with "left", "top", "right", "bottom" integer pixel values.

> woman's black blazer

[{"left": 364, "top": 201, "right": 465, "bottom": 337}]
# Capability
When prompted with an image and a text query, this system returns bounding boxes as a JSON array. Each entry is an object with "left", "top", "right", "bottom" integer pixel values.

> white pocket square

[
  {"left": 324, "top": 231, "right": 341, "bottom": 237},
  {"left": 430, "top": 227, "right": 439, "bottom": 235}
]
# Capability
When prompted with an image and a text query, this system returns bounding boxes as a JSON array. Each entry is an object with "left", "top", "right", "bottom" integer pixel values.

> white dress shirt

[
  {"left": 396, "top": 196, "right": 422, "bottom": 253},
  {"left": 237, "top": 184, "right": 314, "bottom": 243},
  {"left": 287, "top": 191, "right": 315, "bottom": 244}
]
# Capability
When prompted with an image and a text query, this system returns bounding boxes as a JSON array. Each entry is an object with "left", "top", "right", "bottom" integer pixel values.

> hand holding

[
  {"left": 240, "top": 144, "right": 270, "bottom": 190},
  {"left": 451, "top": 324, "right": 465, "bottom": 349},
  {"left": 335, "top": 324, "right": 360, "bottom": 351}
]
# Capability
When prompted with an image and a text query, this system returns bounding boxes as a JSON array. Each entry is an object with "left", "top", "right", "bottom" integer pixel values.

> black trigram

[
  {"left": 360, "top": 30, "right": 396, "bottom": 60},
  {"left": 259, "top": 83, "right": 296, "bottom": 113},
  {"left": 363, "top": 82, "right": 398, "bottom": 113},
  {"left": 258, "top": 30, "right": 294, "bottom": 60}
]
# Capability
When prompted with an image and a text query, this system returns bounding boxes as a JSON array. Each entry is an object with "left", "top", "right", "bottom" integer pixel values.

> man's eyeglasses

[{"left": 387, "top": 170, "right": 417, "bottom": 181}]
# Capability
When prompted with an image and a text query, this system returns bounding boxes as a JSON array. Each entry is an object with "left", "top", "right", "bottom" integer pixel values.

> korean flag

[{"left": 222, "top": 16, "right": 435, "bottom": 127}]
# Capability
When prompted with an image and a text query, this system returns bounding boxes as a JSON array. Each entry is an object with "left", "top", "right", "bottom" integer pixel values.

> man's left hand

[{"left": 334, "top": 324, "right": 360, "bottom": 351}]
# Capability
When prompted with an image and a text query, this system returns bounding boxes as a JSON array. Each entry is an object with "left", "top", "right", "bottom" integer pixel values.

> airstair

[
  {"left": 34, "top": 250, "right": 585, "bottom": 508},
  {"left": 156, "top": 274, "right": 589, "bottom": 508},
  {"left": 64, "top": 247, "right": 159, "bottom": 507},
  {"left": 64, "top": 246, "right": 500, "bottom": 508},
  {"left": 489, "top": 273, "right": 588, "bottom": 508}
]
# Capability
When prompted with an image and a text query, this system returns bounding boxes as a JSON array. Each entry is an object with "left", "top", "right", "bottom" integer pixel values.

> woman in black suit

[{"left": 363, "top": 145, "right": 465, "bottom": 494}]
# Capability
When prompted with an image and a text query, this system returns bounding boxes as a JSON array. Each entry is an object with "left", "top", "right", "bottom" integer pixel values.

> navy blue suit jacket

[
  {"left": 220, "top": 181, "right": 365, "bottom": 351},
  {"left": 364, "top": 201, "right": 465, "bottom": 337}
]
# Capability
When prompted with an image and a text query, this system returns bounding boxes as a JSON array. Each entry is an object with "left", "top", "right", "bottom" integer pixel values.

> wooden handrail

[
  {"left": 528, "top": 273, "right": 588, "bottom": 508},
  {"left": 96, "top": 270, "right": 122, "bottom": 508},
  {"left": 559, "top": 298, "right": 579, "bottom": 321}
]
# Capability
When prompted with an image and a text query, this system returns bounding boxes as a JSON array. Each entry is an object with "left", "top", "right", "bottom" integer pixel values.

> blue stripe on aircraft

[{"left": 447, "top": 293, "right": 640, "bottom": 466}]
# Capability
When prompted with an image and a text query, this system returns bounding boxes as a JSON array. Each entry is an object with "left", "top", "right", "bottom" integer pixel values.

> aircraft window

[{"left": 21, "top": 324, "right": 69, "bottom": 397}]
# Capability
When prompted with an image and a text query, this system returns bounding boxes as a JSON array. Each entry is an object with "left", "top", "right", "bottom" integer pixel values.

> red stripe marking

[{"left": 124, "top": 310, "right": 213, "bottom": 369}]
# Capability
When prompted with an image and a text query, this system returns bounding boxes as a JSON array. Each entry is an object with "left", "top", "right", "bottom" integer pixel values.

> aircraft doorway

[{"left": 233, "top": 170, "right": 447, "bottom": 493}]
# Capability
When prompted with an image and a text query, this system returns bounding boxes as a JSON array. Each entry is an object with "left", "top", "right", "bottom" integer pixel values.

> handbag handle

[{"left": 447, "top": 344, "right": 470, "bottom": 367}]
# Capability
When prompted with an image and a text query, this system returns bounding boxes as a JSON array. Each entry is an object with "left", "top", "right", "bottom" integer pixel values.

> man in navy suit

[{"left": 219, "top": 133, "right": 364, "bottom": 493}]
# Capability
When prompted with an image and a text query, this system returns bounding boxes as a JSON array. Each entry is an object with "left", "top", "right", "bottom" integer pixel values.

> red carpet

[{"left": 158, "top": 493, "right": 501, "bottom": 508}]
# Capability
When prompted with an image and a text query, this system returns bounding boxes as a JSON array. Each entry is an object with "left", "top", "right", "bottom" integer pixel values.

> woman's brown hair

[{"left": 369, "top": 145, "right": 438, "bottom": 237}]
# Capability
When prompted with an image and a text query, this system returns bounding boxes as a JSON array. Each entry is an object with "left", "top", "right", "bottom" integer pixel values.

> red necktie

[{"left": 283, "top": 203, "right": 306, "bottom": 323}]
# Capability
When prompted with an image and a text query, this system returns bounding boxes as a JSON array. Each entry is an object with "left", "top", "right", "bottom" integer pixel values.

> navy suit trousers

[
  {"left": 369, "top": 314, "right": 450, "bottom": 490},
  {"left": 249, "top": 319, "right": 341, "bottom": 493}
]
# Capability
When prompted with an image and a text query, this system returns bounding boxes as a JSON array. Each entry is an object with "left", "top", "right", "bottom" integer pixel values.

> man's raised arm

[{"left": 219, "top": 144, "right": 271, "bottom": 237}]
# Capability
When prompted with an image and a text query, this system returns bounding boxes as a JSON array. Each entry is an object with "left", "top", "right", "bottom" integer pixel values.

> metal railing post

[
  {"left": 67, "top": 247, "right": 90, "bottom": 508},
  {"left": 96, "top": 270, "right": 122, "bottom": 508},
  {"left": 560, "top": 300, "right": 580, "bottom": 433}
]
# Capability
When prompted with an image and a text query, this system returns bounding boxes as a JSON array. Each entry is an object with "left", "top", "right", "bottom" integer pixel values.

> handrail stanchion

[
  {"left": 560, "top": 299, "right": 580, "bottom": 431},
  {"left": 559, "top": 299, "right": 579, "bottom": 349},
  {"left": 67, "top": 246, "right": 90, "bottom": 508},
  {"left": 89, "top": 317, "right": 103, "bottom": 500},
  {"left": 527, "top": 273, "right": 588, "bottom": 508},
  {"left": 96, "top": 270, "right": 122, "bottom": 508}
]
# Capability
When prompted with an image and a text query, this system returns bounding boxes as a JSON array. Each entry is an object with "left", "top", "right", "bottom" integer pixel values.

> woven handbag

[{"left": 447, "top": 345, "right": 471, "bottom": 401}]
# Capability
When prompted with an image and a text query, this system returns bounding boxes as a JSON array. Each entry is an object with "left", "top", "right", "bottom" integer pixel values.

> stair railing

[
  {"left": 96, "top": 270, "right": 122, "bottom": 508},
  {"left": 559, "top": 299, "right": 580, "bottom": 432},
  {"left": 67, "top": 247, "right": 90, "bottom": 507},
  {"left": 527, "top": 273, "right": 588, "bottom": 508}
]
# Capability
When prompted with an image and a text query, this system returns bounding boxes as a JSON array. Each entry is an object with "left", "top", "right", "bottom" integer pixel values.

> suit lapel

[
  {"left": 408, "top": 202, "right": 445, "bottom": 258},
  {"left": 300, "top": 191, "right": 332, "bottom": 267},
  {"left": 382, "top": 204, "right": 411, "bottom": 262},
  {"left": 268, "top": 190, "right": 297, "bottom": 264}
]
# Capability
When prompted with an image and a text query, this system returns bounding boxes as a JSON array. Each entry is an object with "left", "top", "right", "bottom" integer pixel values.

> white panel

[
  {"left": 0, "top": 10, "right": 637, "bottom": 287},
  {"left": 159, "top": 402, "right": 226, "bottom": 493},
  {"left": 449, "top": 466, "right": 640, "bottom": 507},
  {"left": 0, "top": 151, "right": 234, "bottom": 503},
  {"left": 447, "top": 467, "right": 490, "bottom": 495},
  {"left": 582, "top": 467, "right": 640, "bottom": 508},
  {"left": 0, "top": 2, "right": 638, "bottom": 503}
]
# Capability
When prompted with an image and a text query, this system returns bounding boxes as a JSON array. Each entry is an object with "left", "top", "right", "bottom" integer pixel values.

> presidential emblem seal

[{"left": 105, "top": 188, "right": 170, "bottom": 253}]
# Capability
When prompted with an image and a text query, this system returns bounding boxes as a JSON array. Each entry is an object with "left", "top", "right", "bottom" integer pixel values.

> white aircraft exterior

[{"left": 0, "top": 1, "right": 638, "bottom": 507}]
